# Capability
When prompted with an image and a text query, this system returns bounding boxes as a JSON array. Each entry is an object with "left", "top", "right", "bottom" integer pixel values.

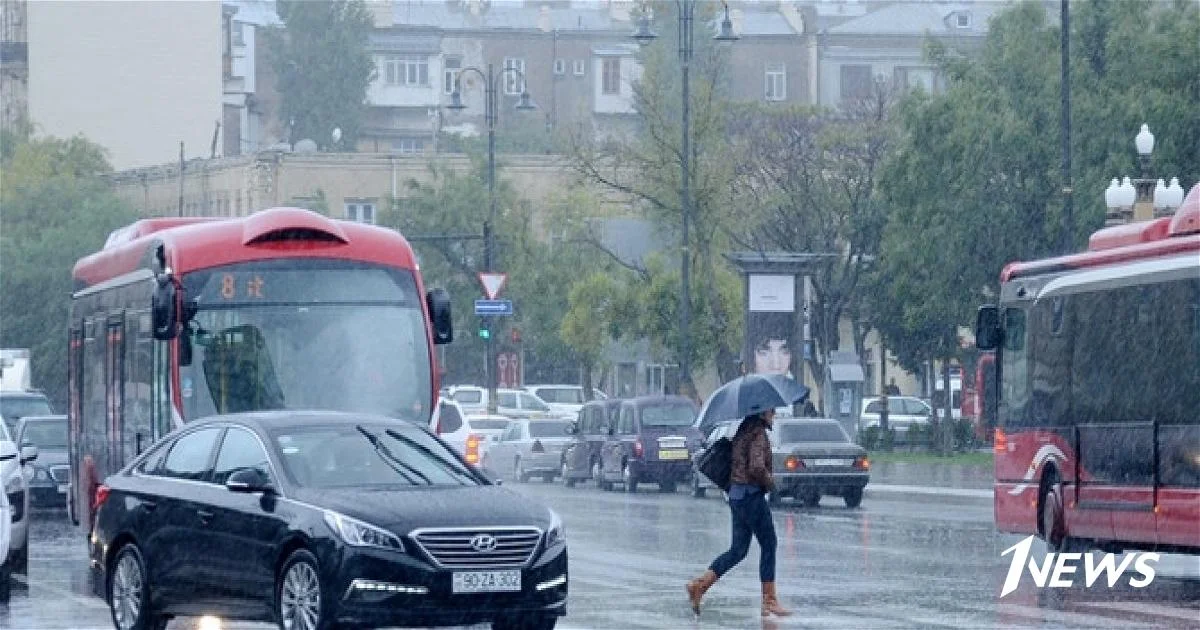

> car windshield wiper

[
  {"left": 384, "top": 429, "right": 476, "bottom": 486},
  {"left": 355, "top": 425, "right": 430, "bottom": 486}
]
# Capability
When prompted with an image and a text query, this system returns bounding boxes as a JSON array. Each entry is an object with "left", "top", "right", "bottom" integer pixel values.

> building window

[
  {"left": 839, "top": 64, "right": 873, "bottom": 102},
  {"left": 384, "top": 56, "right": 429, "bottom": 87},
  {"left": 894, "top": 66, "right": 934, "bottom": 93},
  {"left": 392, "top": 138, "right": 425, "bottom": 154},
  {"left": 231, "top": 22, "right": 245, "bottom": 47},
  {"left": 601, "top": 57, "right": 621, "bottom": 95},
  {"left": 573, "top": 59, "right": 585, "bottom": 76},
  {"left": 503, "top": 57, "right": 526, "bottom": 95},
  {"left": 956, "top": 12, "right": 972, "bottom": 28},
  {"left": 345, "top": 201, "right": 377, "bottom": 224},
  {"left": 553, "top": 59, "right": 565, "bottom": 75},
  {"left": 443, "top": 56, "right": 461, "bottom": 95},
  {"left": 765, "top": 62, "right": 786, "bottom": 101}
]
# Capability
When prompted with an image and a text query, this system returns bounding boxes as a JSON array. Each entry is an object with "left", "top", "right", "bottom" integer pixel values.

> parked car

[
  {"left": 446, "top": 385, "right": 487, "bottom": 414},
  {"left": 0, "top": 390, "right": 53, "bottom": 436},
  {"left": 597, "top": 396, "right": 702, "bottom": 493},
  {"left": 16, "top": 415, "right": 69, "bottom": 507},
  {"left": 0, "top": 451, "right": 11, "bottom": 601},
  {"left": 772, "top": 418, "right": 870, "bottom": 508},
  {"left": 560, "top": 399, "right": 622, "bottom": 487},
  {"left": 429, "top": 398, "right": 512, "bottom": 465},
  {"left": 495, "top": 389, "right": 555, "bottom": 420},
  {"left": 88, "top": 411, "right": 567, "bottom": 630},
  {"left": 483, "top": 419, "right": 575, "bottom": 483},
  {"left": 859, "top": 396, "right": 933, "bottom": 442},
  {"left": 524, "top": 385, "right": 588, "bottom": 419},
  {"left": 0, "top": 420, "right": 32, "bottom": 575}
]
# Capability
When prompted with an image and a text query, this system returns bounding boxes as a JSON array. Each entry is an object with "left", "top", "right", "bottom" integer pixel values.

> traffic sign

[
  {"left": 478, "top": 272, "right": 508, "bottom": 300},
  {"left": 474, "top": 299, "right": 513, "bottom": 316}
]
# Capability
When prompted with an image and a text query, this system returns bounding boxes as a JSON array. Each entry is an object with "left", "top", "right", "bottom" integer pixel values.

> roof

[
  {"left": 825, "top": 2, "right": 1000, "bottom": 37},
  {"left": 73, "top": 208, "right": 421, "bottom": 290},
  {"left": 390, "top": 1, "right": 621, "bottom": 32},
  {"left": 226, "top": 0, "right": 282, "bottom": 27}
]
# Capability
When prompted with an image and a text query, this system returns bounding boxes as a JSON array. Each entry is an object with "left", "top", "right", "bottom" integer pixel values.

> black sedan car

[
  {"left": 771, "top": 418, "right": 870, "bottom": 508},
  {"left": 89, "top": 411, "right": 567, "bottom": 630}
]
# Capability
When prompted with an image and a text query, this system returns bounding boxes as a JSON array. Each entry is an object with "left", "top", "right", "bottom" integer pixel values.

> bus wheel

[{"left": 1040, "top": 472, "right": 1074, "bottom": 552}]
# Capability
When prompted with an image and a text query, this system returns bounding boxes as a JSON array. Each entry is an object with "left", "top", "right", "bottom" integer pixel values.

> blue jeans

[{"left": 709, "top": 493, "right": 777, "bottom": 582}]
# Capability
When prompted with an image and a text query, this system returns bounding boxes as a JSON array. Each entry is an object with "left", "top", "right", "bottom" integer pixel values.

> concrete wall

[{"left": 27, "top": 1, "right": 223, "bottom": 169}]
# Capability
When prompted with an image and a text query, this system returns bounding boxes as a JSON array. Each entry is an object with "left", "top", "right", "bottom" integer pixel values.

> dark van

[
  {"left": 560, "top": 399, "right": 622, "bottom": 487},
  {"left": 597, "top": 396, "right": 701, "bottom": 493}
]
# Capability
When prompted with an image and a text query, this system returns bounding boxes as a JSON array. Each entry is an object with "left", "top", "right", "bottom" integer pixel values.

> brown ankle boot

[
  {"left": 685, "top": 569, "right": 718, "bottom": 615},
  {"left": 761, "top": 582, "right": 792, "bottom": 617}
]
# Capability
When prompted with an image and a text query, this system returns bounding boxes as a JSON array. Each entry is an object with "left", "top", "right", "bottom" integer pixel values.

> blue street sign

[{"left": 474, "top": 299, "right": 514, "bottom": 316}]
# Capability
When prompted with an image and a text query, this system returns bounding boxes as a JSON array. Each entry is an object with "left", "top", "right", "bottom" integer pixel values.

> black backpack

[{"left": 696, "top": 436, "right": 733, "bottom": 491}]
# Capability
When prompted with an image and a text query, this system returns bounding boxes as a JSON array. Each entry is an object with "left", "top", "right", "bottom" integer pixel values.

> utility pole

[
  {"left": 177, "top": 141, "right": 185, "bottom": 217},
  {"left": 1059, "top": 0, "right": 1073, "bottom": 253},
  {"left": 880, "top": 339, "right": 890, "bottom": 444}
]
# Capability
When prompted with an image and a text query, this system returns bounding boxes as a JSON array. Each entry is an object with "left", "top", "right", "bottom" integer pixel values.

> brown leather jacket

[{"left": 729, "top": 417, "right": 774, "bottom": 491}]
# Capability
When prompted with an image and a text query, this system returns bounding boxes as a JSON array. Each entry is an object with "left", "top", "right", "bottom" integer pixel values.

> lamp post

[
  {"left": 447, "top": 64, "right": 536, "bottom": 413},
  {"left": 1104, "top": 124, "right": 1184, "bottom": 225},
  {"left": 633, "top": 1, "right": 737, "bottom": 396}
]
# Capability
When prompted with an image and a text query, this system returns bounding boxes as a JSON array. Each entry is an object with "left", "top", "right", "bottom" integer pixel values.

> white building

[{"left": 26, "top": 1, "right": 223, "bottom": 170}]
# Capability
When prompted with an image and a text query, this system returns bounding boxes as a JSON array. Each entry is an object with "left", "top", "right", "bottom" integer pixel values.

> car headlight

[
  {"left": 545, "top": 509, "right": 565, "bottom": 547},
  {"left": 323, "top": 510, "right": 405, "bottom": 552}
]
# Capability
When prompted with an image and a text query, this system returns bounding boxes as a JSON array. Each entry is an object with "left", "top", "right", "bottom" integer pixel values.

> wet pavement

[{"left": 2, "top": 466, "right": 1198, "bottom": 629}]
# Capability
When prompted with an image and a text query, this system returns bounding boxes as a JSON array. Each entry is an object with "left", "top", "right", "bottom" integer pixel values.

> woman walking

[{"left": 687, "top": 408, "right": 792, "bottom": 617}]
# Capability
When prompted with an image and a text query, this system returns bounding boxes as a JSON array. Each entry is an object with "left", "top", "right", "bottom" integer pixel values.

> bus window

[{"left": 1000, "top": 308, "right": 1029, "bottom": 427}]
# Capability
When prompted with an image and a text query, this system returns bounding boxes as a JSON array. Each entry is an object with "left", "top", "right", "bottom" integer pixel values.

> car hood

[
  {"left": 776, "top": 442, "right": 865, "bottom": 458},
  {"left": 292, "top": 485, "right": 553, "bottom": 534}
]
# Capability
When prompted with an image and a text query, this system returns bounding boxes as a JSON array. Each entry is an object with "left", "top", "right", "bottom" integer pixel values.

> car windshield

[
  {"left": 21, "top": 420, "right": 67, "bottom": 449},
  {"left": 0, "top": 396, "right": 53, "bottom": 423},
  {"left": 528, "top": 420, "right": 571, "bottom": 438},
  {"left": 641, "top": 404, "right": 695, "bottom": 427},
  {"left": 467, "top": 418, "right": 509, "bottom": 431},
  {"left": 779, "top": 423, "right": 849, "bottom": 444},
  {"left": 180, "top": 261, "right": 432, "bottom": 423},
  {"left": 537, "top": 388, "right": 584, "bottom": 404},
  {"left": 453, "top": 390, "right": 483, "bottom": 404},
  {"left": 272, "top": 423, "right": 480, "bottom": 489}
]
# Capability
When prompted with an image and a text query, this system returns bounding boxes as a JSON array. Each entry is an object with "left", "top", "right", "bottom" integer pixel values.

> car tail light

[
  {"left": 994, "top": 428, "right": 1008, "bottom": 453},
  {"left": 632, "top": 440, "right": 644, "bottom": 458},
  {"left": 532, "top": 439, "right": 545, "bottom": 453},
  {"left": 853, "top": 456, "right": 870, "bottom": 471},
  {"left": 784, "top": 456, "right": 803, "bottom": 471},
  {"left": 92, "top": 484, "right": 111, "bottom": 511},
  {"left": 465, "top": 434, "right": 481, "bottom": 465}
]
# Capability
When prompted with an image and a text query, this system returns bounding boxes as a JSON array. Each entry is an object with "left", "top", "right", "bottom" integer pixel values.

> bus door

[
  {"left": 123, "top": 312, "right": 155, "bottom": 462},
  {"left": 105, "top": 316, "right": 126, "bottom": 474}
]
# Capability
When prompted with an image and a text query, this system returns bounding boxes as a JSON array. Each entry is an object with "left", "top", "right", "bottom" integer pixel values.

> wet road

[{"left": 2, "top": 474, "right": 1198, "bottom": 629}]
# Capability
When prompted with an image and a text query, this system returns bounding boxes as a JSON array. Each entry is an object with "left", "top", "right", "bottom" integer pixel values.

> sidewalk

[{"left": 864, "top": 460, "right": 994, "bottom": 500}]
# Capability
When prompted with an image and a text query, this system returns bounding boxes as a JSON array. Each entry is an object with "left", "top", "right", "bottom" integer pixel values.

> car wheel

[
  {"left": 492, "top": 613, "right": 558, "bottom": 630},
  {"left": 277, "top": 549, "right": 331, "bottom": 630},
  {"left": 622, "top": 463, "right": 638, "bottom": 493},
  {"left": 0, "top": 564, "right": 10, "bottom": 602},
  {"left": 11, "top": 545, "right": 27, "bottom": 575},
  {"left": 542, "top": 473, "right": 555, "bottom": 484},
  {"left": 843, "top": 487, "right": 863, "bottom": 509},
  {"left": 691, "top": 476, "right": 706, "bottom": 499},
  {"left": 659, "top": 480, "right": 676, "bottom": 493},
  {"left": 108, "top": 544, "right": 168, "bottom": 630},
  {"left": 561, "top": 463, "right": 575, "bottom": 488}
]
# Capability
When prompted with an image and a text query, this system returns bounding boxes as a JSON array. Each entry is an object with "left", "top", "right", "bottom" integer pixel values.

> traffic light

[{"left": 478, "top": 319, "right": 491, "bottom": 340}]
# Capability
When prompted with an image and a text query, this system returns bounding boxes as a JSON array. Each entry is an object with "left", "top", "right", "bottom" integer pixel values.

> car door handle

[{"left": 197, "top": 509, "right": 214, "bottom": 525}]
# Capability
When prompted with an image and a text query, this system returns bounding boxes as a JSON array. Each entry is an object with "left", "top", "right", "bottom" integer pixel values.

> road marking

[
  {"left": 1073, "top": 600, "right": 1200, "bottom": 624},
  {"left": 9, "top": 573, "right": 109, "bottom": 611},
  {"left": 867, "top": 483, "right": 993, "bottom": 499}
]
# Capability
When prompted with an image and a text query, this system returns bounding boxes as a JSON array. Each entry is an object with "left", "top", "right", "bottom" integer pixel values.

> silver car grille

[
  {"left": 49, "top": 465, "right": 70, "bottom": 483},
  {"left": 410, "top": 527, "right": 542, "bottom": 570}
]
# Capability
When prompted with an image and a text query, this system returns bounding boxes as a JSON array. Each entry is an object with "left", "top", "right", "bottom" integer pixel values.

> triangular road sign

[{"left": 478, "top": 272, "right": 508, "bottom": 300}]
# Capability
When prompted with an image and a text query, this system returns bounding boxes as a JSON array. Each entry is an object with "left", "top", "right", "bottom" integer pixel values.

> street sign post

[
  {"left": 478, "top": 272, "right": 508, "bottom": 300},
  {"left": 474, "top": 299, "right": 513, "bottom": 316}
]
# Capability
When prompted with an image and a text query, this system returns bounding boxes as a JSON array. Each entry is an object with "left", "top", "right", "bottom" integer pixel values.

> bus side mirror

[
  {"left": 427, "top": 288, "right": 453, "bottom": 345},
  {"left": 975, "top": 305, "right": 1001, "bottom": 351},
  {"left": 152, "top": 275, "right": 178, "bottom": 340}
]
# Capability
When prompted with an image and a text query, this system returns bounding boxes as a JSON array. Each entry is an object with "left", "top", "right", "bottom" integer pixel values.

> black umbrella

[{"left": 695, "top": 373, "right": 810, "bottom": 436}]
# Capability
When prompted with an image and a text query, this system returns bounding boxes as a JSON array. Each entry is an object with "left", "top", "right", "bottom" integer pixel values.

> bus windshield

[{"left": 180, "top": 261, "right": 432, "bottom": 422}]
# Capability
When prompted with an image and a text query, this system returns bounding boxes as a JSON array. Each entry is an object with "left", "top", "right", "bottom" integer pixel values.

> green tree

[
  {"left": 0, "top": 135, "right": 138, "bottom": 406},
  {"left": 266, "top": 0, "right": 376, "bottom": 150}
]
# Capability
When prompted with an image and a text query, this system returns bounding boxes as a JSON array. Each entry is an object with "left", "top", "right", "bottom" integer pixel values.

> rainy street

[{"left": 4, "top": 463, "right": 1197, "bottom": 630}]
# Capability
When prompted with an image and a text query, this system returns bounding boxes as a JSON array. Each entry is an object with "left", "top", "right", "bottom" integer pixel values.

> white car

[
  {"left": 445, "top": 385, "right": 487, "bottom": 414},
  {"left": 446, "top": 386, "right": 556, "bottom": 419},
  {"left": 0, "top": 421, "right": 33, "bottom": 576},
  {"left": 860, "top": 396, "right": 933, "bottom": 441},
  {"left": 525, "top": 384, "right": 589, "bottom": 418}
]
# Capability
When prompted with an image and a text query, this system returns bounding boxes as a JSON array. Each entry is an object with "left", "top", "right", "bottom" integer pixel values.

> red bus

[
  {"left": 66, "top": 208, "right": 453, "bottom": 528},
  {"left": 963, "top": 352, "right": 996, "bottom": 443},
  {"left": 976, "top": 183, "right": 1200, "bottom": 554}
]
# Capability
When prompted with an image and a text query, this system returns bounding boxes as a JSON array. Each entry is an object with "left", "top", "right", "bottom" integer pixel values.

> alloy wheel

[
  {"left": 111, "top": 551, "right": 143, "bottom": 630},
  {"left": 280, "top": 560, "right": 321, "bottom": 630}
]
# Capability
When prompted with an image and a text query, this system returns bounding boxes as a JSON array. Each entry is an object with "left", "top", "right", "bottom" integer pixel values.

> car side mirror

[
  {"left": 152, "top": 273, "right": 179, "bottom": 340},
  {"left": 20, "top": 444, "right": 38, "bottom": 464},
  {"left": 226, "top": 467, "right": 274, "bottom": 494},
  {"left": 0, "top": 441, "right": 16, "bottom": 462},
  {"left": 427, "top": 288, "right": 454, "bottom": 345},
  {"left": 975, "top": 305, "right": 1001, "bottom": 351}
]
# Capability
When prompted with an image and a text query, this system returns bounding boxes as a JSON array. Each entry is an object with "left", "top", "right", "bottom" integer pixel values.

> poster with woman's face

[{"left": 747, "top": 311, "right": 795, "bottom": 377}]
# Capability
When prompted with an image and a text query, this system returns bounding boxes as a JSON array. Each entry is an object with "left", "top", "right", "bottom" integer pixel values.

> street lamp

[
  {"left": 446, "top": 63, "right": 537, "bottom": 413},
  {"left": 1105, "top": 123, "right": 1184, "bottom": 225},
  {"left": 632, "top": 1, "right": 738, "bottom": 396}
]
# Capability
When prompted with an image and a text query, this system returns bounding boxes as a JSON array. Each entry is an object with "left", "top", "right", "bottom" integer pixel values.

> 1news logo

[{"left": 1000, "top": 536, "right": 1160, "bottom": 598}]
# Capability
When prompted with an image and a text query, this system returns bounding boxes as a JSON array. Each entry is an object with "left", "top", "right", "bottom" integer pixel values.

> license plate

[
  {"left": 57, "top": 484, "right": 68, "bottom": 494},
  {"left": 658, "top": 449, "right": 689, "bottom": 460},
  {"left": 812, "top": 459, "right": 851, "bottom": 467},
  {"left": 452, "top": 570, "right": 522, "bottom": 593}
]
